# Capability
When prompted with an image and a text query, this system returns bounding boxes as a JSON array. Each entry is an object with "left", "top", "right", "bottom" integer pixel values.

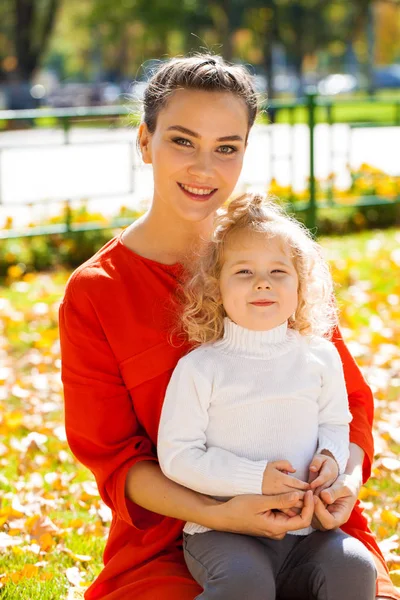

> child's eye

[
  {"left": 172, "top": 137, "right": 192, "bottom": 147},
  {"left": 236, "top": 269, "right": 252, "bottom": 275},
  {"left": 271, "top": 269, "right": 287, "bottom": 274},
  {"left": 218, "top": 145, "right": 237, "bottom": 155}
]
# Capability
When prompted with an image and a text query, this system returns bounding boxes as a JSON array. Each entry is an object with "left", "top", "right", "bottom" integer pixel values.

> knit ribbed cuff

[
  {"left": 317, "top": 438, "right": 349, "bottom": 475},
  {"left": 233, "top": 459, "right": 269, "bottom": 495}
]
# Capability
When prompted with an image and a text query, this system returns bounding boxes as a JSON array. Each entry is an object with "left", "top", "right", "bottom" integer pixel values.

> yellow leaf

[
  {"left": 0, "top": 507, "right": 24, "bottom": 519},
  {"left": 358, "top": 486, "right": 380, "bottom": 500},
  {"left": 39, "top": 532, "right": 55, "bottom": 551},
  {"left": 390, "top": 570, "right": 400, "bottom": 586},
  {"left": 70, "top": 519, "right": 84, "bottom": 528},
  {"left": 378, "top": 525, "right": 389, "bottom": 538},
  {"left": 382, "top": 510, "right": 400, "bottom": 528},
  {"left": 20, "top": 564, "right": 39, "bottom": 579},
  {"left": 4, "top": 411, "right": 24, "bottom": 430},
  {"left": 25, "top": 515, "right": 40, "bottom": 533},
  {"left": 7, "top": 265, "right": 24, "bottom": 280}
]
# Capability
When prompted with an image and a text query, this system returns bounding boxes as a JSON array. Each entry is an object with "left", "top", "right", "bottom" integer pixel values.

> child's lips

[{"left": 249, "top": 300, "right": 275, "bottom": 306}]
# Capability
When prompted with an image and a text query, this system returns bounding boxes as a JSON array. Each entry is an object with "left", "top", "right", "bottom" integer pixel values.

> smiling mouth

[{"left": 178, "top": 182, "right": 218, "bottom": 201}]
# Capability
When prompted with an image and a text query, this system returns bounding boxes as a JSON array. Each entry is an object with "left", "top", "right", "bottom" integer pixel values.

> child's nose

[{"left": 256, "top": 279, "right": 271, "bottom": 290}]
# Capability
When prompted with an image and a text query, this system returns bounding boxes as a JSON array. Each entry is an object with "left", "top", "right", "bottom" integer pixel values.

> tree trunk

[
  {"left": 14, "top": 0, "right": 61, "bottom": 80},
  {"left": 262, "top": 4, "right": 278, "bottom": 121},
  {"left": 208, "top": 0, "right": 234, "bottom": 61},
  {"left": 292, "top": 3, "right": 306, "bottom": 98}
]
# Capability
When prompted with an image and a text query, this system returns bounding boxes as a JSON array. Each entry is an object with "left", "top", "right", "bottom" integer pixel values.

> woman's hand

[
  {"left": 312, "top": 473, "right": 360, "bottom": 531},
  {"left": 214, "top": 490, "right": 314, "bottom": 540},
  {"left": 262, "top": 460, "right": 310, "bottom": 495}
]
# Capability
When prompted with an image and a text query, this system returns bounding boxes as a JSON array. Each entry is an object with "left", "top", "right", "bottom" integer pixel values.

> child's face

[{"left": 219, "top": 230, "right": 299, "bottom": 331}]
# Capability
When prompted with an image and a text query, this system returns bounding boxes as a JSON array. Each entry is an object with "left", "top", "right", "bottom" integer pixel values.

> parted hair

[
  {"left": 181, "top": 193, "right": 338, "bottom": 344},
  {"left": 142, "top": 53, "right": 258, "bottom": 134}
]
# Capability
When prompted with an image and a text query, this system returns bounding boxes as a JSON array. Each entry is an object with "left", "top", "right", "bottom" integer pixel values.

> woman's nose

[{"left": 187, "top": 151, "right": 214, "bottom": 178}]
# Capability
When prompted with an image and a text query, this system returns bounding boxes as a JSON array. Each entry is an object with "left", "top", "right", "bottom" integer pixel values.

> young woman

[
  {"left": 59, "top": 54, "right": 398, "bottom": 600},
  {"left": 158, "top": 193, "right": 376, "bottom": 599}
]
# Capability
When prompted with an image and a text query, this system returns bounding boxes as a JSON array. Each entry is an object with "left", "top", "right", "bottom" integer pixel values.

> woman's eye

[
  {"left": 172, "top": 137, "right": 192, "bottom": 147},
  {"left": 218, "top": 145, "right": 237, "bottom": 155}
]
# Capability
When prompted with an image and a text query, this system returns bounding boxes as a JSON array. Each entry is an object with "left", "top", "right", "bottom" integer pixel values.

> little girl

[{"left": 157, "top": 193, "right": 376, "bottom": 600}]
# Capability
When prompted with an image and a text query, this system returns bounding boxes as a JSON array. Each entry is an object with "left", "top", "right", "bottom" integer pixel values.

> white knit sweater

[{"left": 157, "top": 318, "right": 351, "bottom": 536}]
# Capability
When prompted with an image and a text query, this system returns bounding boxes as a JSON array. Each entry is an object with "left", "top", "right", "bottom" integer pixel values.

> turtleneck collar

[{"left": 214, "top": 317, "right": 298, "bottom": 359}]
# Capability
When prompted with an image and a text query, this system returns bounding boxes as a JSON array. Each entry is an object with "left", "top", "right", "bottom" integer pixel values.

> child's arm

[
  {"left": 308, "top": 338, "right": 352, "bottom": 492},
  {"left": 158, "top": 351, "right": 308, "bottom": 498}
]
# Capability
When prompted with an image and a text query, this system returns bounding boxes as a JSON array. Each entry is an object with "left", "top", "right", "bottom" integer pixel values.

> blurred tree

[
  {"left": 375, "top": 0, "right": 400, "bottom": 64},
  {"left": 82, "top": 0, "right": 211, "bottom": 80},
  {"left": 16, "top": 0, "right": 391, "bottom": 93},
  {"left": 0, "top": 0, "right": 62, "bottom": 81},
  {"left": 0, "top": 2, "right": 15, "bottom": 82}
]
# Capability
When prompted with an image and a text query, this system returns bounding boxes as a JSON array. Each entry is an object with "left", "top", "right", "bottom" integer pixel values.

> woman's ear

[{"left": 138, "top": 122, "right": 152, "bottom": 164}]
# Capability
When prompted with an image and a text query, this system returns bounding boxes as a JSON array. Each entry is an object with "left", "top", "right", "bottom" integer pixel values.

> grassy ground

[
  {"left": 0, "top": 228, "right": 400, "bottom": 598},
  {"left": 261, "top": 91, "right": 400, "bottom": 124}
]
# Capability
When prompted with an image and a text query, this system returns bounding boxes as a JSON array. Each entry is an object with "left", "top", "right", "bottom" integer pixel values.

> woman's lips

[{"left": 178, "top": 182, "right": 217, "bottom": 202}]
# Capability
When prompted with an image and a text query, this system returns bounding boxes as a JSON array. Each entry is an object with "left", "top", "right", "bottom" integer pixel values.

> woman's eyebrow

[{"left": 166, "top": 125, "right": 243, "bottom": 142}]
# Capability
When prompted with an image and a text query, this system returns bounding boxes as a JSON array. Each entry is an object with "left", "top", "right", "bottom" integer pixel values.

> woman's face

[{"left": 139, "top": 89, "right": 249, "bottom": 224}]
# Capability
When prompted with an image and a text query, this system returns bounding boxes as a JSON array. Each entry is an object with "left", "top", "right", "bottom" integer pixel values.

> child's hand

[
  {"left": 262, "top": 460, "right": 310, "bottom": 496},
  {"left": 308, "top": 452, "right": 339, "bottom": 496}
]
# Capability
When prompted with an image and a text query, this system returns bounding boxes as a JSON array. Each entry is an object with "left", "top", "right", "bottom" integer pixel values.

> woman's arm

[
  {"left": 313, "top": 337, "right": 352, "bottom": 474},
  {"left": 60, "top": 275, "right": 162, "bottom": 530},
  {"left": 330, "top": 326, "right": 374, "bottom": 482},
  {"left": 126, "top": 460, "right": 314, "bottom": 538}
]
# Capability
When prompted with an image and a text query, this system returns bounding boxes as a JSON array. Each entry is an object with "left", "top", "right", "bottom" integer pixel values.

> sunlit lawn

[{"left": 0, "top": 228, "right": 400, "bottom": 598}]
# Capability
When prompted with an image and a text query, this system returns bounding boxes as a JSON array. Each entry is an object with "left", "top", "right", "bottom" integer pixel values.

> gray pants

[{"left": 183, "top": 529, "right": 377, "bottom": 600}]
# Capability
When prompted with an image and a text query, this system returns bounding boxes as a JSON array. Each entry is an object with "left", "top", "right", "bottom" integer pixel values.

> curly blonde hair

[{"left": 181, "top": 193, "right": 338, "bottom": 344}]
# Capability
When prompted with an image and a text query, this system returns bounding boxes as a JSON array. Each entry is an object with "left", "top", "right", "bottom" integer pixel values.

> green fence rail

[{"left": 0, "top": 93, "right": 399, "bottom": 238}]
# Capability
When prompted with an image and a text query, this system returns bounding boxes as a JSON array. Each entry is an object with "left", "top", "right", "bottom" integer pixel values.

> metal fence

[{"left": 0, "top": 93, "right": 399, "bottom": 239}]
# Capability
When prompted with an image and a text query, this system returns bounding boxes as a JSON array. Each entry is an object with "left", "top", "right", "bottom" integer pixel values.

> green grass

[{"left": 259, "top": 92, "right": 400, "bottom": 124}]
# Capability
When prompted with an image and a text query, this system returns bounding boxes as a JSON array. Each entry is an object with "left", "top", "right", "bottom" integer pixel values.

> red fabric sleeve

[
  {"left": 59, "top": 282, "right": 163, "bottom": 530},
  {"left": 330, "top": 326, "right": 374, "bottom": 482}
]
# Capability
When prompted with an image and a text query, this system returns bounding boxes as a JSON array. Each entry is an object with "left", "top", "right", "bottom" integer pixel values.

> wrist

[
  {"left": 336, "top": 472, "right": 361, "bottom": 497},
  {"left": 197, "top": 496, "right": 226, "bottom": 531},
  {"left": 344, "top": 470, "right": 362, "bottom": 494}
]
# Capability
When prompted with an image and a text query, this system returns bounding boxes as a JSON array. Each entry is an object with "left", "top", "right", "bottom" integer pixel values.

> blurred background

[
  {"left": 0, "top": 0, "right": 399, "bottom": 251},
  {"left": 1, "top": 0, "right": 400, "bottom": 109},
  {"left": 1, "top": 3, "right": 400, "bottom": 598}
]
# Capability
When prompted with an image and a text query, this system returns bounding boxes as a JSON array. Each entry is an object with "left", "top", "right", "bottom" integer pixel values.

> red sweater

[{"left": 59, "top": 232, "right": 398, "bottom": 600}]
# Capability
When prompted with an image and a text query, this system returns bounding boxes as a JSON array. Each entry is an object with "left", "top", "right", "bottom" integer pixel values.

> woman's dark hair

[{"left": 141, "top": 54, "right": 258, "bottom": 133}]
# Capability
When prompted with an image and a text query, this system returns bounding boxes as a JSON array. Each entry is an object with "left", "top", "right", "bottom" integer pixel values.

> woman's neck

[{"left": 122, "top": 203, "right": 214, "bottom": 265}]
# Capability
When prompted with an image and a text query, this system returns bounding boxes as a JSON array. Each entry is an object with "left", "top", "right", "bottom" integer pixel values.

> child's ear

[{"left": 138, "top": 122, "right": 152, "bottom": 164}]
